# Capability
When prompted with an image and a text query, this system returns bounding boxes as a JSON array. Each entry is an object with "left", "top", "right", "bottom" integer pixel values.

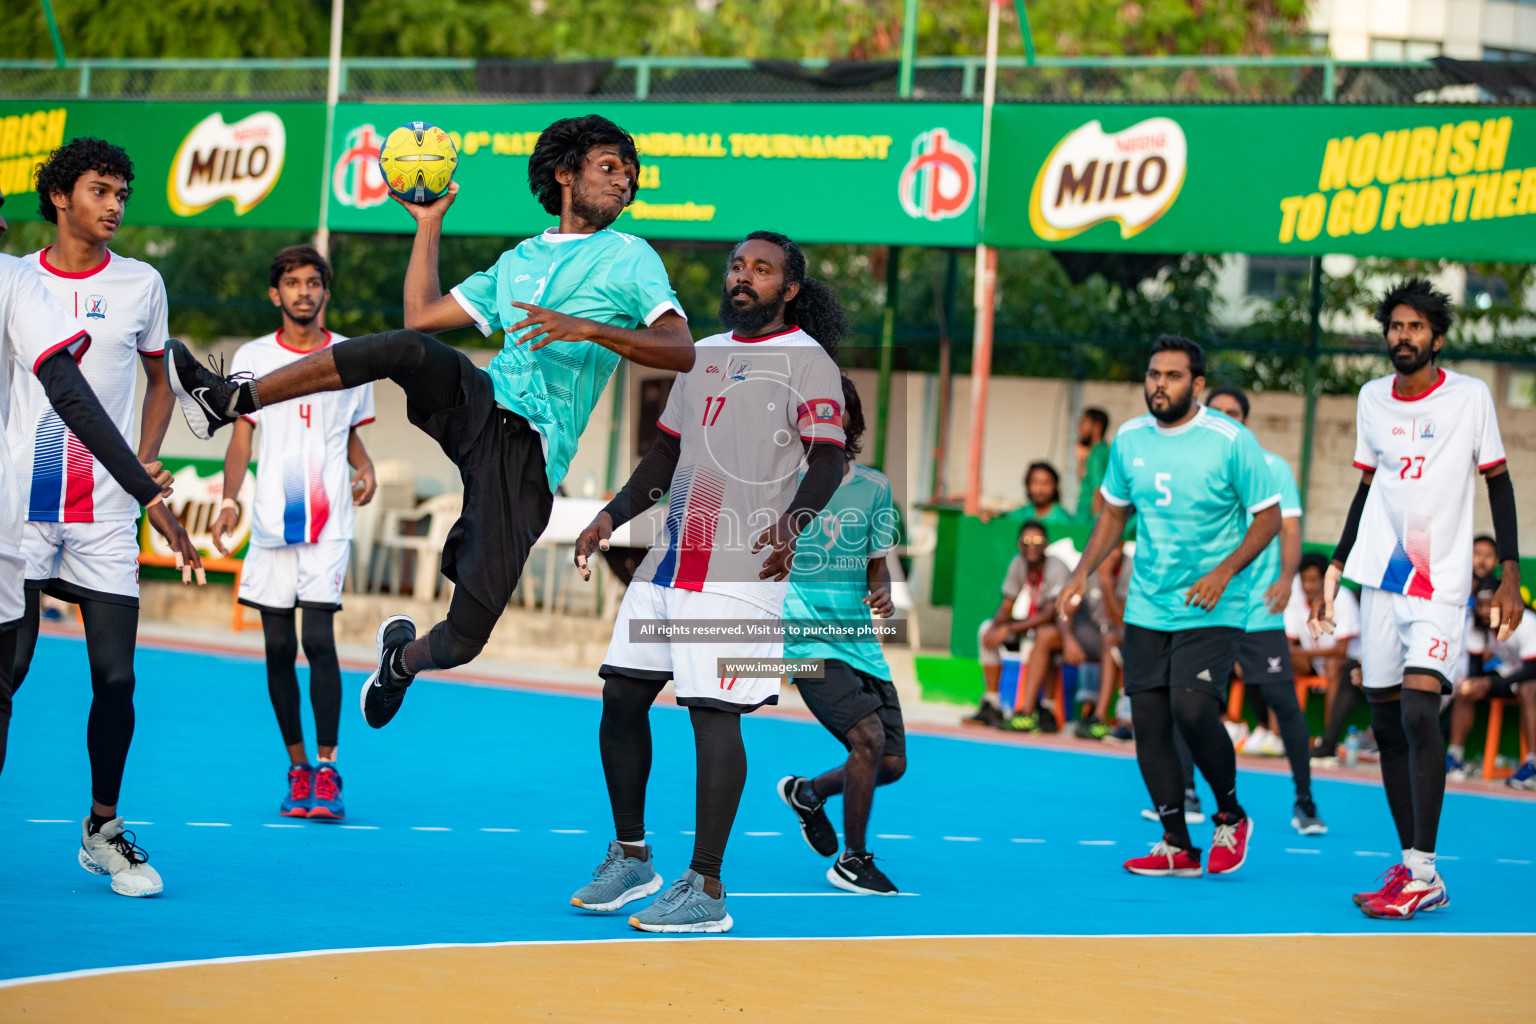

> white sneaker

[
  {"left": 1253, "top": 729, "right": 1287, "bottom": 758},
  {"left": 1223, "top": 720, "right": 1250, "bottom": 747},
  {"left": 79, "top": 817, "right": 163, "bottom": 897}
]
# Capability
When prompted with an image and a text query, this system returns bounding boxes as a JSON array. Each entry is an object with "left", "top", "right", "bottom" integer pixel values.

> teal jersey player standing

[
  {"left": 1100, "top": 405, "right": 1280, "bottom": 631},
  {"left": 784, "top": 463, "right": 901, "bottom": 680},
  {"left": 1243, "top": 449, "right": 1304, "bottom": 632},
  {"left": 452, "top": 228, "right": 682, "bottom": 493}
]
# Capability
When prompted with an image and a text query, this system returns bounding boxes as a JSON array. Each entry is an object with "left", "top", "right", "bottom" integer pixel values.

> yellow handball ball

[{"left": 378, "top": 121, "right": 459, "bottom": 204}]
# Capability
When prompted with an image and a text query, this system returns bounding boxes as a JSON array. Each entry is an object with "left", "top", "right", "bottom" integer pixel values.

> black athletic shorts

[
  {"left": 1121, "top": 623, "right": 1243, "bottom": 702},
  {"left": 1487, "top": 674, "right": 1522, "bottom": 700},
  {"left": 1233, "top": 628, "right": 1296, "bottom": 691},
  {"left": 408, "top": 346, "right": 554, "bottom": 613},
  {"left": 794, "top": 660, "right": 906, "bottom": 759}
]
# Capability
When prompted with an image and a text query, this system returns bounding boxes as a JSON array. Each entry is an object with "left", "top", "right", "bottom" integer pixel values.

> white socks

[{"left": 1404, "top": 847, "right": 1436, "bottom": 883}]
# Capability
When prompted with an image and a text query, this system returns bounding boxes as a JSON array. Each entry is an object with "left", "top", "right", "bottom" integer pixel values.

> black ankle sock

[
  {"left": 388, "top": 646, "right": 413, "bottom": 682},
  {"left": 230, "top": 382, "right": 261, "bottom": 416},
  {"left": 88, "top": 812, "right": 112, "bottom": 834},
  {"left": 797, "top": 778, "right": 822, "bottom": 805}
]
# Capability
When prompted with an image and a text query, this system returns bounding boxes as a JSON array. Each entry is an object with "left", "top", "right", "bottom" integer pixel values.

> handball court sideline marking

[{"left": 6, "top": 930, "right": 1531, "bottom": 992}]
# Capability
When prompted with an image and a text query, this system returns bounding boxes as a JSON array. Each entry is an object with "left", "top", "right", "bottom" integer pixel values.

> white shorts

[
  {"left": 238, "top": 539, "right": 350, "bottom": 612},
  {"left": 602, "top": 582, "right": 782, "bottom": 712},
  {"left": 1359, "top": 586, "right": 1466, "bottom": 691},
  {"left": 23, "top": 520, "right": 140, "bottom": 603}
]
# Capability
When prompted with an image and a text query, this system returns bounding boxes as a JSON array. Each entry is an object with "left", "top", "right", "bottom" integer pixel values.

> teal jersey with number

[
  {"left": 1244, "top": 449, "right": 1304, "bottom": 632},
  {"left": 451, "top": 228, "right": 683, "bottom": 493},
  {"left": 1100, "top": 406, "right": 1281, "bottom": 631},
  {"left": 784, "top": 464, "right": 899, "bottom": 681}
]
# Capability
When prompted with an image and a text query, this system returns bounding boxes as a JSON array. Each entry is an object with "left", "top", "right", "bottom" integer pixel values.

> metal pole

[
  {"left": 930, "top": 249, "right": 957, "bottom": 502},
  {"left": 1297, "top": 256, "right": 1323, "bottom": 525},
  {"left": 313, "top": 0, "right": 345, "bottom": 256},
  {"left": 874, "top": 246, "right": 901, "bottom": 472},
  {"left": 898, "top": 0, "right": 919, "bottom": 98},
  {"left": 1012, "top": 0, "right": 1037, "bottom": 65},
  {"left": 605, "top": 360, "right": 627, "bottom": 494},
  {"left": 39, "top": 0, "right": 67, "bottom": 68},
  {"left": 964, "top": 0, "right": 1003, "bottom": 517}
]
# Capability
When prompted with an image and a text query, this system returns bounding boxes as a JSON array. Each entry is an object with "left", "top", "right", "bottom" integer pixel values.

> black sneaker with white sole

[
  {"left": 777, "top": 775, "right": 839, "bottom": 857},
  {"left": 360, "top": 615, "right": 417, "bottom": 729},
  {"left": 827, "top": 851, "right": 898, "bottom": 895},
  {"left": 165, "top": 338, "right": 243, "bottom": 440}
]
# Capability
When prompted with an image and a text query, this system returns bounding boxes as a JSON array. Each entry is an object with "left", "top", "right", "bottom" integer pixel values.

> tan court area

[{"left": 3, "top": 935, "right": 1529, "bottom": 1023}]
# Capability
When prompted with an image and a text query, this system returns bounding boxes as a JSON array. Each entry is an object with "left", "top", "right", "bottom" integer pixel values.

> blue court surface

[{"left": 4, "top": 633, "right": 1534, "bottom": 984}]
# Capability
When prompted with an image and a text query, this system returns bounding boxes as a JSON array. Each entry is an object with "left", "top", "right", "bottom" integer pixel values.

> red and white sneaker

[
  {"left": 1124, "top": 836, "right": 1203, "bottom": 877},
  {"left": 1352, "top": 863, "right": 1410, "bottom": 907},
  {"left": 1207, "top": 812, "right": 1253, "bottom": 875},
  {"left": 1361, "top": 873, "right": 1449, "bottom": 920}
]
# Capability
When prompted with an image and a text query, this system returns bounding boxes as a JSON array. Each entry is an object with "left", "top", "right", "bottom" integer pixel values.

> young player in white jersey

[
  {"left": 3, "top": 142, "right": 204, "bottom": 897},
  {"left": 569, "top": 232, "right": 848, "bottom": 933},
  {"left": 209, "top": 247, "right": 375, "bottom": 821},
  {"left": 1446, "top": 576, "right": 1536, "bottom": 787},
  {"left": 0, "top": 191, "right": 202, "bottom": 899},
  {"left": 163, "top": 116, "right": 694, "bottom": 733},
  {"left": 775, "top": 376, "right": 908, "bottom": 896},
  {"left": 1313, "top": 278, "right": 1522, "bottom": 920}
]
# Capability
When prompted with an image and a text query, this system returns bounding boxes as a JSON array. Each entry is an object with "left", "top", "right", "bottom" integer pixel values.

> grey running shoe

[
  {"left": 571, "top": 841, "right": 663, "bottom": 912},
  {"left": 79, "top": 817, "right": 163, "bottom": 897},
  {"left": 629, "top": 870, "right": 733, "bottom": 934},
  {"left": 165, "top": 339, "right": 242, "bottom": 440},
  {"left": 360, "top": 615, "right": 417, "bottom": 729},
  {"left": 828, "top": 851, "right": 898, "bottom": 895},
  {"left": 777, "top": 775, "right": 838, "bottom": 857},
  {"left": 1139, "top": 792, "right": 1205, "bottom": 825},
  {"left": 1291, "top": 797, "right": 1328, "bottom": 835}
]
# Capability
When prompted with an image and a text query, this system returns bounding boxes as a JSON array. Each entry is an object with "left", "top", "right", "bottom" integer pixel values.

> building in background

[{"left": 1309, "top": 0, "right": 1536, "bottom": 61}]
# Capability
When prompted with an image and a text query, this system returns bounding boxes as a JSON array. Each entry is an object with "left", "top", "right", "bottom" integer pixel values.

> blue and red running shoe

[
  {"left": 1362, "top": 872, "right": 1449, "bottom": 920},
  {"left": 280, "top": 762, "right": 313, "bottom": 817},
  {"left": 308, "top": 764, "right": 345, "bottom": 820}
]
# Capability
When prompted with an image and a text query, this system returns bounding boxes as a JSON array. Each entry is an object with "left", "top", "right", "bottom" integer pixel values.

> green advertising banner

[
  {"left": 984, "top": 104, "right": 1536, "bottom": 262},
  {"left": 325, "top": 101, "right": 983, "bottom": 246},
  {"left": 0, "top": 100, "right": 326, "bottom": 230}
]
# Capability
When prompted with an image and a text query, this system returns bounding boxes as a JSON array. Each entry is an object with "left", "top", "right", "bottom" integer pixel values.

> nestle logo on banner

[
  {"left": 1028, "top": 117, "right": 1187, "bottom": 242},
  {"left": 333, "top": 124, "right": 390, "bottom": 210},
  {"left": 898, "top": 128, "right": 976, "bottom": 222},
  {"left": 168, "top": 112, "right": 286, "bottom": 217}
]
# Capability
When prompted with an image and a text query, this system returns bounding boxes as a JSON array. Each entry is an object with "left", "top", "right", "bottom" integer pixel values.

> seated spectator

[
  {"left": 1007, "top": 541, "right": 1130, "bottom": 736},
  {"left": 1446, "top": 577, "right": 1536, "bottom": 787},
  {"left": 1076, "top": 543, "right": 1131, "bottom": 739},
  {"left": 1473, "top": 534, "right": 1498, "bottom": 584},
  {"left": 1074, "top": 408, "right": 1110, "bottom": 524},
  {"left": 1007, "top": 461, "right": 1073, "bottom": 526},
  {"left": 1284, "top": 553, "right": 1363, "bottom": 763},
  {"left": 962, "top": 521, "right": 1069, "bottom": 728}
]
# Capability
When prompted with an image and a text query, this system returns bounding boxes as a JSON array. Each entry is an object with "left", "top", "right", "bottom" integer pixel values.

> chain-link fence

[{"left": 2, "top": 57, "right": 1531, "bottom": 104}]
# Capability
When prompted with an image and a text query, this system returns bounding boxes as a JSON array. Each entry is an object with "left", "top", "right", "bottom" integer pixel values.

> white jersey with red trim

[
  {"left": 630, "top": 327, "right": 846, "bottom": 615},
  {"left": 1344, "top": 368, "right": 1505, "bottom": 610},
  {"left": 0, "top": 254, "right": 91, "bottom": 622},
  {"left": 233, "top": 331, "right": 374, "bottom": 548},
  {"left": 6, "top": 247, "right": 167, "bottom": 524}
]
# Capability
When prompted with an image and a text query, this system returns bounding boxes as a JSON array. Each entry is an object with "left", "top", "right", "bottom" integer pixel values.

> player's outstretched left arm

[
  {"left": 1484, "top": 462, "right": 1522, "bottom": 640},
  {"left": 1186, "top": 504, "right": 1281, "bottom": 610},
  {"left": 36, "top": 349, "right": 203, "bottom": 583},
  {"left": 508, "top": 303, "right": 695, "bottom": 373}
]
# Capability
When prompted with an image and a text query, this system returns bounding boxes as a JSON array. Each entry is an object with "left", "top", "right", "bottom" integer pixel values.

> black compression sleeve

[
  {"left": 783, "top": 442, "right": 845, "bottom": 531},
  {"left": 1331, "top": 479, "right": 1371, "bottom": 567},
  {"left": 1486, "top": 470, "right": 1519, "bottom": 564},
  {"left": 34, "top": 350, "right": 161, "bottom": 507},
  {"left": 602, "top": 430, "right": 681, "bottom": 529}
]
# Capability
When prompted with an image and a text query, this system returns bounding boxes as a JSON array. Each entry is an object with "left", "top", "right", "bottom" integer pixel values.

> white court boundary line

[{"left": 3, "top": 931, "right": 1533, "bottom": 992}]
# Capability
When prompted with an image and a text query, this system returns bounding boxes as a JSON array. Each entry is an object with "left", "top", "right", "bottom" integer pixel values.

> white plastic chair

[{"left": 371, "top": 493, "right": 463, "bottom": 600}]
